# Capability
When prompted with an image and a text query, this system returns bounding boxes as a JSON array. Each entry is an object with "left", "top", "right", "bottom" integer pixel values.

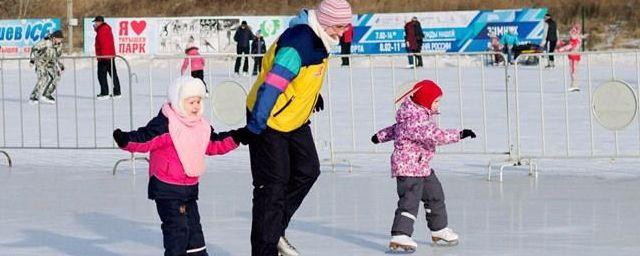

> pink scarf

[{"left": 162, "top": 103, "right": 211, "bottom": 177}]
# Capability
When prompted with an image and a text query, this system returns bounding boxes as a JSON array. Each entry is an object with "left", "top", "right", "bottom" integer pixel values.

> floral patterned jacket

[{"left": 376, "top": 99, "right": 460, "bottom": 177}]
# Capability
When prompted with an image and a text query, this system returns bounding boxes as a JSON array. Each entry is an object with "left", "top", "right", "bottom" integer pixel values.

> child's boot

[
  {"left": 389, "top": 234, "right": 417, "bottom": 253},
  {"left": 431, "top": 227, "right": 459, "bottom": 246}
]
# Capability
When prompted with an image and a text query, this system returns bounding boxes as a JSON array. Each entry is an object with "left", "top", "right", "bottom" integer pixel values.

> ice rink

[{"left": 1, "top": 54, "right": 640, "bottom": 255}]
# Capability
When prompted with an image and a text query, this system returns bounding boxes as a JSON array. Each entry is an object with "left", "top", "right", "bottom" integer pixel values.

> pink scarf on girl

[{"left": 161, "top": 103, "right": 211, "bottom": 177}]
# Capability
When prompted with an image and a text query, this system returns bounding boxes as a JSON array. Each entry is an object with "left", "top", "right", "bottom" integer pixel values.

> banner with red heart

[{"left": 130, "top": 20, "right": 146, "bottom": 35}]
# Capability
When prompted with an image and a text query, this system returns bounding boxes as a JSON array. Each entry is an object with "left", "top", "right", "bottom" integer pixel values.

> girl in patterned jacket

[
  {"left": 371, "top": 80, "right": 476, "bottom": 253},
  {"left": 112, "top": 76, "right": 249, "bottom": 256}
]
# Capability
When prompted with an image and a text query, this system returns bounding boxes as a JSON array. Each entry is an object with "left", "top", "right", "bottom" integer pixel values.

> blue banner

[
  {"left": 0, "top": 18, "right": 62, "bottom": 55},
  {"left": 350, "top": 8, "right": 547, "bottom": 54}
]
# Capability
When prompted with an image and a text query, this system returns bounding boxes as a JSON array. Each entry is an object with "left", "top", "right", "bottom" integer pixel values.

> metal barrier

[
  {"left": 492, "top": 50, "right": 640, "bottom": 181},
  {"left": 0, "top": 55, "right": 148, "bottom": 172},
  {"left": 5, "top": 50, "right": 637, "bottom": 181},
  {"left": 319, "top": 52, "right": 513, "bottom": 171},
  {"left": 90, "top": 52, "right": 513, "bottom": 173}
]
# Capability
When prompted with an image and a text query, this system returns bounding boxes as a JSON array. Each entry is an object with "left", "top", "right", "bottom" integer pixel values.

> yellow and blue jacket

[{"left": 246, "top": 10, "right": 329, "bottom": 134}]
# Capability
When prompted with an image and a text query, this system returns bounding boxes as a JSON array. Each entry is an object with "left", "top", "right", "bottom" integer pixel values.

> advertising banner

[{"left": 0, "top": 18, "right": 62, "bottom": 55}]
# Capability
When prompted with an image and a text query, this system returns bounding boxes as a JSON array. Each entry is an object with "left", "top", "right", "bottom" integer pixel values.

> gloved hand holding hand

[
  {"left": 231, "top": 127, "right": 253, "bottom": 145},
  {"left": 113, "top": 129, "right": 129, "bottom": 148},
  {"left": 460, "top": 129, "right": 476, "bottom": 139}
]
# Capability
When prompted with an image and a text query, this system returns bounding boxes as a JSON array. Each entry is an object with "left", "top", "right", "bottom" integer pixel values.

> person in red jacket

[
  {"left": 93, "top": 16, "right": 121, "bottom": 100},
  {"left": 339, "top": 23, "right": 353, "bottom": 66}
]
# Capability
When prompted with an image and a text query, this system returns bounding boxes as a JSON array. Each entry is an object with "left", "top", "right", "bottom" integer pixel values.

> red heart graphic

[{"left": 130, "top": 20, "right": 146, "bottom": 35}]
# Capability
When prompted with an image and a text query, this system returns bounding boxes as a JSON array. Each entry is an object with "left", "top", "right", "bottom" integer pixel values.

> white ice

[{"left": 1, "top": 53, "right": 640, "bottom": 255}]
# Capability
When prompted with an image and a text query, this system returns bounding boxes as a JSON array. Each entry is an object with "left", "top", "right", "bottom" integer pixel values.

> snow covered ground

[{"left": 1, "top": 53, "right": 640, "bottom": 255}]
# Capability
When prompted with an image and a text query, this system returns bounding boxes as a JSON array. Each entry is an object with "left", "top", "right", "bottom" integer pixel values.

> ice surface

[{"left": 1, "top": 53, "right": 640, "bottom": 255}]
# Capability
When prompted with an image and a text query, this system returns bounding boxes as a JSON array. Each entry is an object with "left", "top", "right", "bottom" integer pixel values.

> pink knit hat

[{"left": 316, "top": 0, "right": 353, "bottom": 27}]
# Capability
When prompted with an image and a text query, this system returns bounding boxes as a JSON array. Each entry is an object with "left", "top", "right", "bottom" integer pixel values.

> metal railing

[
  {"left": 489, "top": 50, "right": 640, "bottom": 181},
  {"left": 0, "top": 55, "right": 148, "bottom": 172}
]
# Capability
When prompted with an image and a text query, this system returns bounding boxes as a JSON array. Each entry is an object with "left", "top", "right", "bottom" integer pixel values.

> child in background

[
  {"left": 113, "top": 76, "right": 249, "bottom": 256},
  {"left": 181, "top": 43, "right": 208, "bottom": 95},
  {"left": 371, "top": 80, "right": 476, "bottom": 253}
]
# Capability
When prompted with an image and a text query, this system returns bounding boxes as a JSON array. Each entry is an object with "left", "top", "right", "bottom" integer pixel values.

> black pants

[
  {"left": 249, "top": 124, "right": 320, "bottom": 256},
  {"left": 340, "top": 42, "right": 351, "bottom": 66},
  {"left": 190, "top": 70, "right": 208, "bottom": 92},
  {"left": 391, "top": 171, "right": 448, "bottom": 237},
  {"left": 97, "top": 59, "right": 121, "bottom": 96},
  {"left": 252, "top": 57, "right": 263, "bottom": 75},
  {"left": 407, "top": 47, "right": 423, "bottom": 67},
  {"left": 234, "top": 46, "right": 250, "bottom": 73},
  {"left": 546, "top": 40, "right": 557, "bottom": 61},
  {"left": 156, "top": 199, "right": 208, "bottom": 256}
]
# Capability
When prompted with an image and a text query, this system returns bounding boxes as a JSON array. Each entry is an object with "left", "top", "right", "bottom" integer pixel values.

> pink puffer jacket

[
  {"left": 181, "top": 48, "right": 205, "bottom": 74},
  {"left": 376, "top": 99, "right": 460, "bottom": 177}
]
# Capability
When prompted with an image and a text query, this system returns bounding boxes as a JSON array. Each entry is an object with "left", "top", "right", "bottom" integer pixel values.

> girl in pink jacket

[
  {"left": 181, "top": 43, "right": 208, "bottom": 94},
  {"left": 371, "top": 80, "right": 476, "bottom": 253},
  {"left": 113, "top": 76, "right": 249, "bottom": 256}
]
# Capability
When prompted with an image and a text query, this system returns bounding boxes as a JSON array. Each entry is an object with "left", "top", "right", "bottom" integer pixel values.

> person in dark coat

[
  {"left": 541, "top": 13, "right": 558, "bottom": 68},
  {"left": 234, "top": 20, "right": 254, "bottom": 76},
  {"left": 251, "top": 30, "right": 267, "bottom": 76},
  {"left": 404, "top": 17, "right": 423, "bottom": 68},
  {"left": 412, "top": 17, "right": 424, "bottom": 67}
]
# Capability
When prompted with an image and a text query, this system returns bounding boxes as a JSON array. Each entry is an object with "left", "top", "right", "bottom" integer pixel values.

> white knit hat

[{"left": 167, "top": 76, "right": 206, "bottom": 116}]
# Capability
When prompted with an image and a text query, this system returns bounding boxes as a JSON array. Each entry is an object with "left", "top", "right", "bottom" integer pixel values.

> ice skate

[
  {"left": 39, "top": 95, "right": 55, "bottom": 105},
  {"left": 387, "top": 235, "right": 417, "bottom": 254},
  {"left": 430, "top": 227, "right": 459, "bottom": 246},
  {"left": 29, "top": 96, "right": 39, "bottom": 105},
  {"left": 96, "top": 94, "right": 110, "bottom": 100},
  {"left": 568, "top": 81, "right": 580, "bottom": 92},
  {"left": 405, "top": 64, "right": 415, "bottom": 69},
  {"left": 277, "top": 236, "right": 299, "bottom": 256},
  {"left": 545, "top": 61, "right": 555, "bottom": 69}
]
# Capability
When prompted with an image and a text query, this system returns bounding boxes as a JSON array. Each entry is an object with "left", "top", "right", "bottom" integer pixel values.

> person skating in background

[
  {"left": 557, "top": 23, "right": 583, "bottom": 92},
  {"left": 181, "top": 42, "right": 209, "bottom": 95},
  {"left": 541, "top": 13, "right": 558, "bottom": 68},
  {"left": 339, "top": 23, "right": 353, "bottom": 66},
  {"left": 500, "top": 27, "right": 520, "bottom": 65},
  {"left": 112, "top": 76, "right": 250, "bottom": 256},
  {"left": 244, "top": 0, "right": 352, "bottom": 255},
  {"left": 234, "top": 20, "right": 254, "bottom": 76},
  {"left": 371, "top": 80, "right": 476, "bottom": 253},
  {"left": 29, "top": 30, "right": 64, "bottom": 105},
  {"left": 251, "top": 30, "right": 267, "bottom": 76},
  {"left": 93, "top": 16, "right": 122, "bottom": 100}
]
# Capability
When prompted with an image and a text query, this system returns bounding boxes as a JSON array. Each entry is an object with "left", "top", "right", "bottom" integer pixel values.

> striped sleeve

[{"left": 247, "top": 47, "right": 301, "bottom": 134}]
